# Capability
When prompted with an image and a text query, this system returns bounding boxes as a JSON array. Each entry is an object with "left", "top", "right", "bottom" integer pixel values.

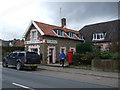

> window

[
  {"left": 60, "top": 47, "right": 66, "bottom": 54},
  {"left": 93, "top": 33, "right": 106, "bottom": 41},
  {"left": 32, "top": 31, "right": 37, "bottom": 39},
  {"left": 18, "top": 53, "right": 25, "bottom": 57},
  {"left": 69, "top": 32, "right": 74, "bottom": 38},
  {"left": 53, "top": 29, "right": 64, "bottom": 37},
  {"left": 70, "top": 47, "right": 76, "bottom": 52},
  {"left": 9, "top": 53, "right": 18, "bottom": 58},
  {"left": 76, "top": 34, "right": 84, "bottom": 40},
  {"left": 57, "top": 30, "right": 64, "bottom": 36},
  {"left": 31, "top": 48, "right": 38, "bottom": 53}
]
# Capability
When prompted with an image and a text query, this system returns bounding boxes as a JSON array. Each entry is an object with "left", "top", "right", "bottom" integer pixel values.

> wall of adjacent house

[{"left": 94, "top": 42, "right": 111, "bottom": 51}]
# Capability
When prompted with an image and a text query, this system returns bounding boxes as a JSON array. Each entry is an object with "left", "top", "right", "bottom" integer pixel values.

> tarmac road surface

[{"left": 2, "top": 67, "right": 116, "bottom": 89}]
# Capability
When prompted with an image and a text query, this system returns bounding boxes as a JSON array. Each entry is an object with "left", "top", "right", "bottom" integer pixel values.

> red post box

[{"left": 67, "top": 51, "right": 73, "bottom": 64}]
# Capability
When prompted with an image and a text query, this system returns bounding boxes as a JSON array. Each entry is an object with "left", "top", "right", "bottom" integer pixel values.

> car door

[
  {"left": 6, "top": 53, "right": 13, "bottom": 65},
  {"left": 10, "top": 53, "right": 18, "bottom": 65}
]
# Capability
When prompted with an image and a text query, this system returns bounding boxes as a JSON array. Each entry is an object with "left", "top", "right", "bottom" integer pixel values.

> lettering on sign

[
  {"left": 26, "top": 40, "right": 43, "bottom": 44},
  {"left": 46, "top": 40, "right": 57, "bottom": 44},
  {"left": 25, "top": 39, "right": 57, "bottom": 44}
]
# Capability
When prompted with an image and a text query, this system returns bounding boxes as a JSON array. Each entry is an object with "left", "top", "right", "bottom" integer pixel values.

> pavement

[{"left": 39, "top": 64, "right": 119, "bottom": 79}]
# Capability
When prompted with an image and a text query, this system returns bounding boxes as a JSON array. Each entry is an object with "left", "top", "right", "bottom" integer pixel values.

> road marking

[{"left": 12, "top": 83, "right": 34, "bottom": 90}]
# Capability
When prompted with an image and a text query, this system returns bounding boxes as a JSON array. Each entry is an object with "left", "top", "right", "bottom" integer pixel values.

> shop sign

[
  {"left": 25, "top": 39, "right": 57, "bottom": 44},
  {"left": 39, "top": 37, "right": 43, "bottom": 41},
  {"left": 26, "top": 40, "right": 43, "bottom": 44},
  {"left": 45, "top": 40, "right": 57, "bottom": 44}
]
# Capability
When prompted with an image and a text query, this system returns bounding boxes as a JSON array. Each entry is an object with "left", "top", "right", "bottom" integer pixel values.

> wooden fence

[{"left": 92, "top": 59, "right": 120, "bottom": 72}]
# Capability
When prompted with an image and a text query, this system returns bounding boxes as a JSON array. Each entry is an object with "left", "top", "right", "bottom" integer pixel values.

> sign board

[
  {"left": 26, "top": 40, "right": 43, "bottom": 44},
  {"left": 25, "top": 39, "right": 57, "bottom": 44},
  {"left": 45, "top": 40, "right": 57, "bottom": 44},
  {"left": 39, "top": 37, "right": 43, "bottom": 41}
]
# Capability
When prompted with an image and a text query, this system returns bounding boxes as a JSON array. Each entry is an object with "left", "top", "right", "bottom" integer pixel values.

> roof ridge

[
  {"left": 84, "top": 19, "right": 119, "bottom": 27},
  {"left": 34, "top": 20, "right": 79, "bottom": 33}
]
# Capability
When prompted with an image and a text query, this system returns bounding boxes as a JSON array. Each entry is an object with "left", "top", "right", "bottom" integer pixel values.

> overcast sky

[{"left": 0, "top": 0, "right": 119, "bottom": 40}]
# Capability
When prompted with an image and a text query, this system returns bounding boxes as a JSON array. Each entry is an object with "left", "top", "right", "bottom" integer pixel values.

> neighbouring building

[
  {"left": 23, "top": 19, "right": 84, "bottom": 64},
  {"left": 0, "top": 39, "right": 21, "bottom": 47},
  {"left": 15, "top": 41, "right": 25, "bottom": 47},
  {"left": 80, "top": 20, "right": 119, "bottom": 51}
]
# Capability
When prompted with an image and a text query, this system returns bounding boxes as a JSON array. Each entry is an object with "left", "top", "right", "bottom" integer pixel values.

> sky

[{"left": 0, "top": 0, "right": 119, "bottom": 40}]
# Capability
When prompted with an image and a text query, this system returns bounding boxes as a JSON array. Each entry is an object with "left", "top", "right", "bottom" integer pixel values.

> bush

[
  {"left": 72, "top": 53, "right": 80, "bottom": 65},
  {"left": 111, "top": 53, "right": 120, "bottom": 60},
  {"left": 109, "top": 42, "right": 120, "bottom": 53},
  {"left": 2, "top": 46, "right": 24, "bottom": 57},
  {"left": 79, "top": 53, "right": 94, "bottom": 65},
  {"left": 100, "top": 51, "right": 112, "bottom": 59},
  {"left": 72, "top": 53, "right": 94, "bottom": 65},
  {"left": 76, "top": 43, "right": 94, "bottom": 54}
]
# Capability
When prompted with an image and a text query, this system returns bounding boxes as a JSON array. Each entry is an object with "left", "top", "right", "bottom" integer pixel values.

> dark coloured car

[{"left": 2, "top": 51, "right": 41, "bottom": 70}]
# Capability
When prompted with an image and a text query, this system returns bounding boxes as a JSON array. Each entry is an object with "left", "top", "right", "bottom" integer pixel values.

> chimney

[{"left": 61, "top": 18, "right": 66, "bottom": 28}]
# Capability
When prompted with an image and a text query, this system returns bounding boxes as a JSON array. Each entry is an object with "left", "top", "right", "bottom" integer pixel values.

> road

[{"left": 2, "top": 67, "right": 117, "bottom": 89}]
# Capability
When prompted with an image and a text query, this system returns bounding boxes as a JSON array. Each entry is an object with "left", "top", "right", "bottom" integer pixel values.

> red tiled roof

[
  {"left": 15, "top": 42, "right": 24, "bottom": 47},
  {"left": 33, "top": 21, "right": 81, "bottom": 40},
  {"left": 64, "top": 33, "right": 69, "bottom": 38},
  {"left": 74, "top": 35, "right": 80, "bottom": 40}
]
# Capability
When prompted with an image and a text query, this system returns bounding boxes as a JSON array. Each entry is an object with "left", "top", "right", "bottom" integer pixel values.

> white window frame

[
  {"left": 32, "top": 31, "right": 37, "bottom": 39},
  {"left": 30, "top": 29, "right": 38, "bottom": 40},
  {"left": 92, "top": 33, "right": 106, "bottom": 41},
  {"left": 69, "top": 32, "right": 74, "bottom": 38},
  {"left": 57, "top": 30, "right": 64, "bottom": 37}
]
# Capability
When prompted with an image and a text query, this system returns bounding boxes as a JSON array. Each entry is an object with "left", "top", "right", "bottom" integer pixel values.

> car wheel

[
  {"left": 16, "top": 62, "right": 21, "bottom": 70},
  {"left": 3, "top": 61, "right": 8, "bottom": 68}
]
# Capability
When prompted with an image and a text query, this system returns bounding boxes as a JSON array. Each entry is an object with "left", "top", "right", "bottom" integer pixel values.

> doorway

[
  {"left": 47, "top": 46, "right": 56, "bottom": 64},
  {"left": 49, "top": 48, "right": 54, "bottom": 63}
]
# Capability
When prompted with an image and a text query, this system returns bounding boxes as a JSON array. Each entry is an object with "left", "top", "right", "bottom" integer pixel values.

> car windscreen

[{"left": 26, "top": 52, "right": 39, "bottom": 58}]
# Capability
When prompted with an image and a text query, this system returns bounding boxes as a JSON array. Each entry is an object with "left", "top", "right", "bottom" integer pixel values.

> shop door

[{"left": 49, "top": 48, "right": 54, "bottom": 63}]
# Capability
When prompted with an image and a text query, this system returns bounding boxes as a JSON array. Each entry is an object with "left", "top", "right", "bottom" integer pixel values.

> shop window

[
  {"left": 61, "top": 48, "right": 65, "bottom": 52},
  {"left": 60, "top": 47, "right": 66, "bottom": 54},
  {"left": 70, "top": 47, "right": 76, "bottom": 52},
  {"left": 31, "top": 48, "right": 38, "bottom": 53}
]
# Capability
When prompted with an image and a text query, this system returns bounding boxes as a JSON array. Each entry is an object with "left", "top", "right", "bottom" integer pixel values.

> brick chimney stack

[{"left": 61, "top": 18, "right": 66, "bottom": 28}]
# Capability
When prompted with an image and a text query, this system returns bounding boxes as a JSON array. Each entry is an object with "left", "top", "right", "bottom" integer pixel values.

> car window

[
  {"left": 26, "top": 52, "right": 39, "bottom": 58},
  {"left": 18, "top": 53, "right": 25, "bottom": 57},
  {"left": 9, "top": 53, "right": 17, "bottom": 58}
]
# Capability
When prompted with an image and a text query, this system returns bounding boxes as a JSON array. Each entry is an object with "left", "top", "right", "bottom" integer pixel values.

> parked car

[{"left": 2, "top": 51, "right": 41, "bottom": 70}]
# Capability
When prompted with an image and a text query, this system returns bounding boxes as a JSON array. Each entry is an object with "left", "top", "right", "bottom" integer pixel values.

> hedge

[
  {"left": 72, "top": 53, "right": 95, "bottom": 65},
  {"left": 1, "top": 46, "right": 24, "bottom": 57},
  {"left": 76, "top": 43, "right": 94, "bottom": 54}
]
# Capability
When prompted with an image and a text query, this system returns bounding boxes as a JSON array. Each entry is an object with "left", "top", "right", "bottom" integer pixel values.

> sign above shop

[
  {"left": 25, "top": 39, "right": 57, "bottom": 44},
  {"left": 45, "top": 40, "right": 57, "bottom": 44},
  {"left": 39, "top": 37, "right": 43, "bottom": 41},
  {"left": 26, "top": 40, "right": 43, "bottom": 44}
]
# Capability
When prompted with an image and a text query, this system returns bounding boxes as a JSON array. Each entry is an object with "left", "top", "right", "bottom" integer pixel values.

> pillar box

[{"left": 67, "top": 51, "right": 73, "bottom": 64}]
